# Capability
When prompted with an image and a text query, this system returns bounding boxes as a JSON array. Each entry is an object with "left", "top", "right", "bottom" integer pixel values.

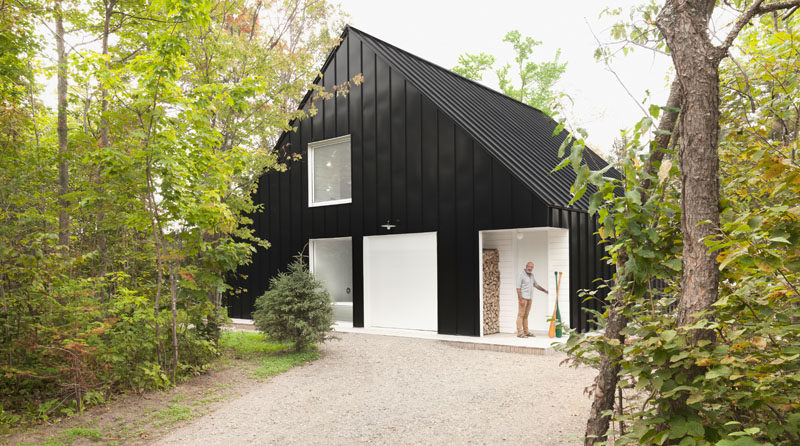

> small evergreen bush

[{"left": 252, "top": 253, "right": 334, "bottom": 352}]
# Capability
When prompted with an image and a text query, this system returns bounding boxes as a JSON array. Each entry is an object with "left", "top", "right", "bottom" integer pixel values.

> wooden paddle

[{"left": 548, "top": 271, "right": 562, "bottom": 338}]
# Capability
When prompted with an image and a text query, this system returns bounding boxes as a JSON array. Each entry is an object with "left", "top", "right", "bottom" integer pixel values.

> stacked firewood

[{"left": 483, "top": 249, "right": 500, "bottom": 335}]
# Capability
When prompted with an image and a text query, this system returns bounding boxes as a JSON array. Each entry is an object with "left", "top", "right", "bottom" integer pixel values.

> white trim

[
  {"left": 308, "top": 197, "right": 352, "bottom": 208},
  {"left": 308, "top": 135, "right": 352, "bottom": 207},
  {"left": 478, "top": 231, "right": 484, "bottom": 337}
]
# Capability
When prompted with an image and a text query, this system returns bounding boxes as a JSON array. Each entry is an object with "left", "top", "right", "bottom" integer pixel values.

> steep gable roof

[{"left": 347, "top": 26, "right": 615, "bottom": 211}]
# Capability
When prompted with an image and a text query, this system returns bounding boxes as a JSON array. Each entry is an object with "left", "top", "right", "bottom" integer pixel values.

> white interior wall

[
  {"left": 515, "top": 230, "right": 550, "bottom": 332},
  {"left": 547, "top": 228, "right": 570, "bottom": 330}
]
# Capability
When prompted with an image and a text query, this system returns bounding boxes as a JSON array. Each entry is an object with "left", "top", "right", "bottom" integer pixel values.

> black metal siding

[
  {"left": 547, "top": 206, "right": 611, "bottom": 331},
  {"left": 227, "top": 32, "right": 611, "bottom": 334}
]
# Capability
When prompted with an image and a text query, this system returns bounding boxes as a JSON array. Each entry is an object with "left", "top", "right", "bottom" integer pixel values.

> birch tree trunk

[{"left": 55, "top": 0, "right": 69, "bottom": 249}]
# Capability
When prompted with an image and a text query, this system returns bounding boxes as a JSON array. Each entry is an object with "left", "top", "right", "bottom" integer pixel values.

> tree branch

[
  {"left": 756, "top": 0, "right": 800, "bottom": 14},
  {"left": 716, "top": 0, "right": 800, "bottom": 59},
  {"left": 715, "top": 0, "right": 765, "bottom": 60},
  {"left": 585, "top": 18, "right": 650, "bottom": 117}
]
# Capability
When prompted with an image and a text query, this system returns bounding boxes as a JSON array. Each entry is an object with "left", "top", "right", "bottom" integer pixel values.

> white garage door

[{"left": 363, "top": 232, "right": 438, "bottom": 331}]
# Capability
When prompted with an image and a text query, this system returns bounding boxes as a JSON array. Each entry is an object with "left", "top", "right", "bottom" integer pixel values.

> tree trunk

[
  {"left": 97, "top": 0, "right": 116, "bottom": 284},
  {"left": 584, "top": 80, "right": 682, "bottom": 445},
  {"left": 657, "top": 0, "right": 720, "bottom": 343},
  {"left": 169, "top": 263, "right": 179, "bottom": 382},
  {"left": 55, "top": 0, "right": 70, "bottom": 248},
  {"left": 146, "top": 161, "right": 164, "bottom": 368}
]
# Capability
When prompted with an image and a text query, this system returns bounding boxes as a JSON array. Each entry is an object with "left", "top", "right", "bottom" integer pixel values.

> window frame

[{"left": 307, "top": 134, "right": 352, "bottom": 208}]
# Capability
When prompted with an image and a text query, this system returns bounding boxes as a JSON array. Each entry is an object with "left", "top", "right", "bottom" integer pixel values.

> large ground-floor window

[{"left": 309, "top": 237, "right": 353, "bottom": 323}]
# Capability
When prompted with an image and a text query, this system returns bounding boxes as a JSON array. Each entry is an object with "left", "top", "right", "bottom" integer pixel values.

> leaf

[
  {"left": 625, "top": 189, "right": 642, "bottom": 206},
  {"left": 664, "top": 258, "right": 682, "bottom": 271},
  {"left": 751, "top": 337, "right": 767, "bottom": 350},
  {"left": 686, "top": 393, "right": 704, "bottom": 404},
  {"left": 696, "top": 358, "right": 713, "bottom": 367},
  {"left": 746, "top": 216, "right": 763, "bottom": 230},
  {"left": 767, "top": 236, "right": 790, "bottom": 244},
  {"left": 685, "top": 420, "right": 704, "bottom": 437},
  {"left": 658, "top": 159, "right": 673, "bottom": 182},
  {"left": 705, "top": 365, "right": 731, "bottom": 379},
  {"left": 716, "top": 437, "right": 765, "bottom": 446}
]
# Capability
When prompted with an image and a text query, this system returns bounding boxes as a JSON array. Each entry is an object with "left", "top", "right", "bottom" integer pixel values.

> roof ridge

[{"left": 345, "top": 25, "right": 552, "bottom": 119}]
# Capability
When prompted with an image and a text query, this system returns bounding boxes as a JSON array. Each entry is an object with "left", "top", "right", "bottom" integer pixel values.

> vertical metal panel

[
  {"left": 420, "top": 96, "right": 438, "bottom": 231},
  {"left": 289, "top": 130, "right": 303, "bottom": 256},
  {"left": 390, "top": 68, "right": 406, "bottom": 232},
  {"left": 323, "top": 60, "right": 335, "bottom": 139},
  {"left": 324, "top": 206, "right": 336, "bottom": 237},
  {"left": 311, "top": 113, "right": 325, "bottom": 237},
  {"left": 300, "top": 114, "right": 312, "bottom": 244},
  {"left": 361, "top": 47, "right": 377, "bottom": 235},
  {"left": 437, "top": 112, "right": 457, "bottom": 334},
  {"left": 405, "top": 83, "right": 422, "bottom": 233},
  {"left": 279, "top": 166, "right": 291, "bottom": 267},
  {"left": 349, "top": 38, "right": 364, "bottom": 327},
  {"left": 454, "top": 130, "right": 475, "bottom": 335},
  {"left": 473, "top": 143, "right": 492, "bottom": 231},
  {"left": 491, "top": 157, "right": 512, "bottom": 229},
  {"left": 511, "top": 177, "right": 533, "bottom": 227},
  {"left": 579, "top": 212, "right": 591, "bottom": 327},
  {"left": 351, "top": 234, "right": 364, "bottom": 326},
  {"left": 375, "top": 57, "right": 391, "bottom": 230},
  {"left": 336, "top": 35, "right": 349, "bottom": 136}
]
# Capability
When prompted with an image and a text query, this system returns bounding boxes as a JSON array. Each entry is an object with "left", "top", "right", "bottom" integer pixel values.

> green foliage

[
  {"left": 219, "top": 331, "right": 291, "bottom": 359},
  {"left": 252, "top": 253, "right": 334, "bottom": 352},
  {"left": 558, "top": 14, "right": 800, "bottom": 446},
  {"left": 0, "top": 0, "right": 345, "bottom": 430},
  {"left": 62, "top": 426, "right": 103, "bottom": 443},
  {"left": 152, "top": 404, "right": 193, "bottom": 426},
  {"left": 452, "top": 30, "right": 567, "bottom": 116},
  {"left": 451, "top": 52, "right": 495, "bottom": 81},
  {"left": 253, "top": 350, "right": 319, "bottom": 379}
]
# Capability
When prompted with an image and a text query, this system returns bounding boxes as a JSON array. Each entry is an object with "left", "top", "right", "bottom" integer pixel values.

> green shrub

[{"left": 252, "top": 253, "right": 334, "bottom": 352}]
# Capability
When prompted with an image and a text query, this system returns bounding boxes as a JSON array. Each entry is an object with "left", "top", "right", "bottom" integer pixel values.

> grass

[
  {"left": 219, "top": 331, "right": 292, "bottom": 359},
  {"left": 220, "top": 331, "right": 320, "bottom": 379},
  {"left": 151, "top": 404, "right": 193, "bottom": 426},
  {"left": 254, "top": 350, "right": 319, "bottom": 379},
  {"left": 31, "top": 427, "right": 104, "bottom": 446}
]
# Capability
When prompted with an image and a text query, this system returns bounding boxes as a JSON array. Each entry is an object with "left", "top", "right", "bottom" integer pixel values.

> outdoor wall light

[{"left": 381, "top": 219, "right": 397, "bottom": 230}]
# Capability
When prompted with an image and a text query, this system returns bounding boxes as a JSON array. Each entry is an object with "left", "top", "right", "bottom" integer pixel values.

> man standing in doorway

[{"left": 516, "top": 261, "right": 548, "bottom": 337}]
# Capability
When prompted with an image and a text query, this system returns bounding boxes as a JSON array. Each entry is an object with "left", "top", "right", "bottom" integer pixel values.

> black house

[{"left": 227, "top": 26, "right": 614, "bottom": 336}]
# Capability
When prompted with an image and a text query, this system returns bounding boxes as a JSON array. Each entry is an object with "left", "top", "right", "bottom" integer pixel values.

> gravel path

[{"left": 154, "top": 332, "right": 595, "bottom": 446}]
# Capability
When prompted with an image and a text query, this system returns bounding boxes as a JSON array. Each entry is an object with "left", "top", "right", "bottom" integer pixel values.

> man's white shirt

[{"left": 516, "top": 270, "right": 540, "bottom": 300}]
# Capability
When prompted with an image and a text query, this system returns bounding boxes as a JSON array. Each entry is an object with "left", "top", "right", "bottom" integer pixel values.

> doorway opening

[
  {"left": 309, "top": 237, "right": 353, "bottom": 323},
  {"left": 479, "top": 228, "right": 569, "bottom": 336}
]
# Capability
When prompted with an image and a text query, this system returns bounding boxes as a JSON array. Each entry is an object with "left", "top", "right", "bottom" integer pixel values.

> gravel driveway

[{"left": 154, "top": 332, "right": 595, "bottom": 445}]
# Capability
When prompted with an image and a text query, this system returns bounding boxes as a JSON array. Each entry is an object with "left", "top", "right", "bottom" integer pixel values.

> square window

[{"left": 309, "top": 135, "right": 352, "bottom": 207}]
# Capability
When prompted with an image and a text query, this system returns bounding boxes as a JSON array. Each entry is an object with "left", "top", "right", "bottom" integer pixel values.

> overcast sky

[{"left": 337, "top": 0, "right": 675, "bottom": 157}]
